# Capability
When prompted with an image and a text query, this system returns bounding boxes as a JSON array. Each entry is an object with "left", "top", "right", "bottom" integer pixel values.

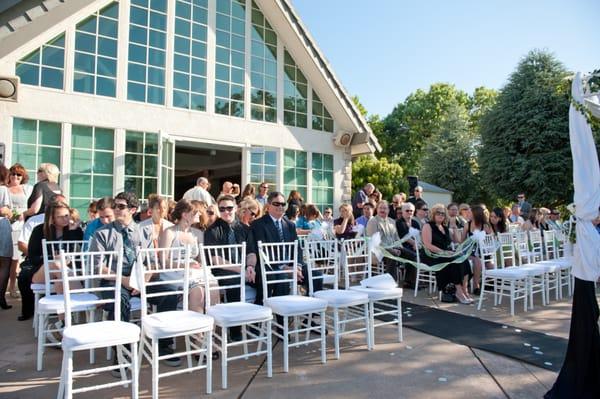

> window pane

[
  {"left": 72, "top": 125, "right": 93, "bottom": 148},
  {"left": 16, "top": 63, "right": 39, "bottom": 85},
  {"left": 13, "top": 118, "right": 37, "bottom": 143},
  {"left": 95, "top": 128, "right": 114, "bottom": 150},
  {"left": 41, "top": 68, "right": 63, "bottom": 89},
  {"left": 72, "top": 149, "right": 93, "bottom": 173},
  {"left": 39, "top": 121, "right": 61, "bottom": 145},
  {"left": 93, "top": 176, "right": 113, "bottom": 197},
  {"left": 70, "top": 175, "right": 92, "bottom": 197},
  {"left": 38, "top": 146, "right": 61, "bottom": 166},
  {"left": 94, "top": 151, "right": 113, "bottom": 174}
]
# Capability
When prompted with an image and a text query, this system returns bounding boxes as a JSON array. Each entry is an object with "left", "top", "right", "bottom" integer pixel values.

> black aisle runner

[{"left": 390, "top": 302, "right": 567, "bottom": 371}]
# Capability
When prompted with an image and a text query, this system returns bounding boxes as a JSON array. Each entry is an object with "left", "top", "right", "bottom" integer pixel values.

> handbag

[{"left": 440, "top": 283, "right": 456, "bottom": 303}]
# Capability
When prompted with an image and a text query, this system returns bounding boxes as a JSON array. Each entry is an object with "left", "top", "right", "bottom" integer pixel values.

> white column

[
  {"left": 114, "top": 128, "right": 126, "bottom": 193},
  {"left": 63, "top": 25, "right": 75, "bottom": 93}
]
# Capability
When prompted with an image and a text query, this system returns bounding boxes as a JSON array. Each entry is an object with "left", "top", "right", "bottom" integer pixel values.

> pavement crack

[{"left": 469, "top": 347, "right": 511, "bottom": 399}]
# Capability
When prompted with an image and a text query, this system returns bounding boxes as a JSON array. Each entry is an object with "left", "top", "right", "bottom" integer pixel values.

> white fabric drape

[{"left": 569, "top": 72, "right": 600, "bottom": 282}]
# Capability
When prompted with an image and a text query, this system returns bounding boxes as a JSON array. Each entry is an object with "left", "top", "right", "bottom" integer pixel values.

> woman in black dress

[{"left": 421, "top": 204, "right": 472, "bottom": 304}]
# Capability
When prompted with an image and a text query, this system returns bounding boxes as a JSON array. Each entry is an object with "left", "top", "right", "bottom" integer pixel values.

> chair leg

[
  {"left": 185, "top": 335, "right": 192, "bottom": 369},
  {"left": 206, "top": 330, "right": 212, "bottom": 395},
  {"left": 369, "top": 302, "right": 375, "bottom": 348},
  {"left": 397, "top": 298, "right": 403, "bottom": 342},
  {"left": 152, "top": 340, "right": 159, "bottom": 399},
  {"left": 242, "top": 324, "right": 249, "bottom": 359},
  {"left": 510, "top": 281, "right": 515, "bottom": 316},
  {"left": 320, "top": 311, "right": 326, "bottom": 364},
  {"left": 333, "top": 309, "right": 340, "bottom": 360},
  {"left": 221, "top": 328, "right": 228, "bottom": 389},
  {"left": 283, "top": 316, "right": 289, "bottom": 373},
  {"left": 56, "top": 351, "right": 67, "bottom": 399},
  {"left": 364, "top": 303, "right": 372, "bottom": 351},
  {"left": 131, "top": 341, "right": 139, "bottom": 399},
  {"left": 65, "top": 351, "right": 73, "bottom": 399},
  {"left": 266, "top": 320, "right": 273, "bottom": 378},
  {"left": 37, "top": 313, "right": 46, "bottom": 371}
]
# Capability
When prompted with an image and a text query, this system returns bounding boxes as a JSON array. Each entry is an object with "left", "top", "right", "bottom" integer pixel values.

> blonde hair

[
  {"left": 339, "top": 203, "right": 354, "bottom": 224},
  {"left": 429, "top": 203, "right": 448, "bottom": 225},
  {"left": 38, "top": 162, "right": 60, "bottom": 183}
]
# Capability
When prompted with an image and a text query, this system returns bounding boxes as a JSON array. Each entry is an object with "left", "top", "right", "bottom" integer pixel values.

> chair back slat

[
  {"left": 59, "top": 249, "right": 123, "bottom": 328},
  {"left": 340, "top": 238, "right": 371, "bottom": 289},
  {"left": 136, "top": 246, "right": 191, "bottom": 315},
  {"left": 257, "top": 241, "right": 298, "bottom": 299},
  {"left": 305, "top": 239, "right": 338, "bottom": 294},
  {"left": 42, "top": 239, "right": 90, "bottom": 295},
  {"left": 528, "top": 230, "right": 544, "bottom": 261},
  {"left": 200, "top": 243, "right": 247, "bottom": 306},
  {"left": 477, "top": 234, "right": 498, "bottom": 268},
  {"left": 497, "top": 232, "right": 516, "bottom": 267}
]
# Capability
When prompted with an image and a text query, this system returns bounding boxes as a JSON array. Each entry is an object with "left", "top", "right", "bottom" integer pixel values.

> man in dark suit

[
  {"left": 395, "top": 202, "right": 421, "bottom": 288},
  {"left": 251, "top": 191, "right": 321, "bottom": 305}
]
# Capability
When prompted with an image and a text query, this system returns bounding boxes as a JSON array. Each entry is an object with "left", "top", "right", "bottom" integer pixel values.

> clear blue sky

[{"left": 292, "top": 0, "right": 600, "bottom": 117}]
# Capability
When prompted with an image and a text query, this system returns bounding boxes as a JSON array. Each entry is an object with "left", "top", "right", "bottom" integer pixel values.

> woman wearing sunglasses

[{"left": 237, "top": 198, "right": 262, "bottom": 227}]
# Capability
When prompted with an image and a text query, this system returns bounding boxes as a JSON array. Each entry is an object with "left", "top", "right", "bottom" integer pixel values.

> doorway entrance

[{"left": 174, "top": 140, "right": 242, "bottom": 200}]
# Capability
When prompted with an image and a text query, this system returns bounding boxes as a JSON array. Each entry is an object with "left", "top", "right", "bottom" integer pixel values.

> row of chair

[{"left": 38, "top": 237, "right": 403, "bottom": 398}]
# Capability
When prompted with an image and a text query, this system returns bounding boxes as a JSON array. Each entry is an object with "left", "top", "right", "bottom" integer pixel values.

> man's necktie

[
  {"left": 227, "top": 226, "right": 236, "bottom": 245},
  {"left": 121, "top": 228, "right": 137, "bottom": 275},
  {"left": 276, "top": 220, "right": 285, "bottom": 242}
]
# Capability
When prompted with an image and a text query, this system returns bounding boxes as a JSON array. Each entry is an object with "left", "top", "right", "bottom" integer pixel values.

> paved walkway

[{"left": 0, "top": 288, "right": 581, "bottom": 399}]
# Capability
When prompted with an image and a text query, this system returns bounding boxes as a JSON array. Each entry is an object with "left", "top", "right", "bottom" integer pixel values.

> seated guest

[
  {"left": 321, "top": 207, "right": 333, "bottom": 224},
  {"left": 251, "top": 192, "right": 321, "bottom": 305},
  {"left": 421, "top": 204, "right": 472, "bottom": 304},
  {"left": 490, "top": 207, "right": 508, "bottom": 234},
  {"left": 190, "top": 200, "right": 209, "bottom": 231},
  {"left": 139, "top": 194, "right": 173, "bottom": 247},
  {"left": 458, "top": 203, "right": 472, "bottom": 226},
  {"left": 447, "top": 202, "right": 465, "bottom": 243},
  {"left": 547, "top": 209, "right": 562, "bottom": 230},
  {"left": 521, "top": 208, "right": 540, "bottom": 232},
  {"left": 204, "top": 195, "right": 257, "bottom": 340},
  {"left": 19, "top": 199, "right": 83, "bottom": 321},
  {"left": 367, "top": 200, "right": 401, "bottom": 276},
  {"left": 334, "top": 203, "right": 357, "bottom": 240},
  {"left": 159, "top": 199, "right": 218, "bottom": 313},
  {"left": 238, "top": 198, "right": 262, "bottom": 227},
  {"left": 83, "top": 197, "right": 115, "bottom": 241},
  {"left": 206, "top": 203, "right": 220, "bottom": 227},
  {"left": 304, "top": 204, "right": 322, "bottom": 231},
  {"left": 509, "top": 204, "right": 525, "bottom": 224},
  {"left": 389, "top": 193, "right": 405, "bottom": 219},
  {"left": 241, "top": 183, "right": 255, "bottom": 200},
  {"left": 466, "top": 205, "right": 493, "bottom": 295},
  {"left": 287, "top": 190, "right": 304, "bottom": 208},
  {"left": 414, "top": 200, "right": 429, "bottom": 228},
  {"left": 395, "top": 202, "right": 420, "bottom": 288},
  {"left": 355, "top": 201, "right": 375, "bottom": 229},
  {"left": 91, "top": 192, "right": 181, "bottom": 368}
]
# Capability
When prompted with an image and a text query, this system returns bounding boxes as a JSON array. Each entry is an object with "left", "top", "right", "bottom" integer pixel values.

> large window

[
  {"left": 124, "top": 130, "right": 159, "bottom": 199},
  {"left": 70, "top": 125, "right": 115, "bottom": 215},
  {"left": 249, "top": 148, "right": 278, "bottom": 192},
  {"left": 11, "top": 118, "right": 62, "bottom": 175},
  {"left": 127, "top": 0, "right": 168, "bottom": 105},
  {"left": 73, "top": 2, "right": 119, "bottom": 97},
  {"left": 214, "top": 0, "right": 246, "bottom": 117},
  {"left": 160, "top": 138, "right": 174, "bottom": 200},
  {"left": 16, "top": 33, "right": 65, "bottom": 89},
  {"left": 311, "top": 153, "right": 334, "bottom": 212},
  {"left": 283, "top": 149, "right": 307, "bottom": 200},
  {"left": 312, "top": 91, "right": 334, "bottom": 132},
  {"left": 250, "top": 2, "right": 277, "bottom": 123},
  {"left": 173, "top": 0, "right": 208, "bottom": 111},
  {"left": 283, "top": 50, "right": 307, "bottom": 128}
]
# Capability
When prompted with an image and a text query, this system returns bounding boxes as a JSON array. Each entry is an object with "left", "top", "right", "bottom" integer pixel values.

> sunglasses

[
  {"left": 270, "top": 201, "right": 286, "bottom": 207},
  {"left": 421, "top": 208, "right": 429, "bottom": 212},
  {"left": 435, "top": 211, "right": 446, "bottom": 216},
  {"left": 404, "top": 210, "right": 414, "bottom": 213},
  {"left": 206, "top": 210, "right": 215, "bottom": 216},
  {"left": 114, "top": 203, "right": 129, "bottom": 210},
  {"left": 248, "top": 210, "right": 257, "bottom": 217},
  {"left": 260, "top": 186, "right": 268, "bottom": 189},
  {"left": 11, "top": 172, "right": 23, "bottom": 177},
  {"left": 219, "top": 206, "right": 235, "bottom": 213}
]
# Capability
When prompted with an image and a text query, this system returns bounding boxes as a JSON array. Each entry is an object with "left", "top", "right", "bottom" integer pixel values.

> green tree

[
  {"left": 479, "top": 49, "right": 572, "bottom": 207},
  {"left": 352, "top": 156, "right": 407, "bottom": 200}
]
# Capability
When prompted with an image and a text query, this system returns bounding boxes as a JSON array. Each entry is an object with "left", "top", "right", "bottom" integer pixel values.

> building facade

[{"left": 0, "top": 0, "right": 379, "bottom": 215}]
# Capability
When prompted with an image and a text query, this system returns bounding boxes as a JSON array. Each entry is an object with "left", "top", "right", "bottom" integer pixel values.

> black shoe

[
  {"left": 194, "top": 351, "right": 220, "bottom": 363},
  {"left": 473, "top": 288, "right": 481, "bottom": 296},
  {"left": 159, "top": 347, "right": 182, "bottom": 367},
  {"left": 0, "top": 299, "right": 12, "bottom": 310},
  {"left": 18, "top": 314, "right": 33, "bottom": 321}
]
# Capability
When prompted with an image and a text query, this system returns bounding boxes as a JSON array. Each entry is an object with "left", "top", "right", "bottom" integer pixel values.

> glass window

[
  {"left": 11, "top": 118, "right": 62, "bottom": 176},
  {"left": 16, "top": 33, "right": 65, "bottom": 89},
  {"left": 249, "top": 147, "right": 278, "bottom": 192},
  {"left": 283, "top": 149, "right": 307, "bottom": 200},
  {"left": 125, "top": 130, "right": 159, "bottom": 199},
  {"left": 73, "top": 3, "right": 119, "bottom": 97},
  {"left": 214, "top": 0, "right": 246, "bottom": 117},
  {"left": 127, "top": 0, "right": 167, "bottom": 104},
  {"left": 250, "top": 2, "right": 277, "bottom": 123},
  {"left": 311, "top": 152, "right": 334, "bottom": 212},
  {"left": 312, "top": 91, "right": 334, "bottom": 133},
  {"left": 172, "top": 0, "right": 208, "bottom": 112},
  {"left": 160, "top": 139, "right": 174, "bottom": 199},
  {"left": 283, "top": 50, "right": 307, "bottom": 128}
]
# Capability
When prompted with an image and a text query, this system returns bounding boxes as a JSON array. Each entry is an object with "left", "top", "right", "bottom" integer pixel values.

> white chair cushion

[
  {"left": 314, "top": 289, "right": 369, "bottom": 307},
  {"left": 486, "top": 268, "right": 529, "bottom": 279},
  {"left": 62, "top": 321, "right": 140, "bottom": 351},
  {"left": 349, "top": 286, "right": 403, "bottom": 301},
  {"left": 516, "top": 264, "right": 554, "bottom": 275},
  {"left": 38, "top": 293, "right": 98, "bottom": 313},
  {"left": 207, "top": 302, "right": 272, "bottom": 326},
  {"left": 143, "top": 310, "right": 213, "bottom": 339},
  {"left": 322, "top": 274, "right": 336, "bottom": 285},
  {"left": 31, "top": 283, "right": 48, "bottom": 293},
  {"left": 538, "top": 259, "right": 571, "bottom": 269},
  {"left": 360, "top": 273, "right": 397, "bottom": 290},
  {"left": 264, "top": 295, "right": 328, "bottom": 316}
]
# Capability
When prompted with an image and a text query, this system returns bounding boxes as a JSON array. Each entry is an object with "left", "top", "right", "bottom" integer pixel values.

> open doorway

[{"left": 174, "top": 140, "right": 242, "bottom": 200}]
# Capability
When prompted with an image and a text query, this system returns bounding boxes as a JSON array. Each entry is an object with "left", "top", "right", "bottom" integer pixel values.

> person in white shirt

[{"left": 182, "top": 177, "right": 213, "bottom": 205}]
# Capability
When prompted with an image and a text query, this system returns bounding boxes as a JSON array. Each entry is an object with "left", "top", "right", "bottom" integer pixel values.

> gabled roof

[
  {"left": 418, "top": 180, "right": 453, "bottom": 194},
  {"left": 0, "top": 0, "right": 382, "bottom": 155}
]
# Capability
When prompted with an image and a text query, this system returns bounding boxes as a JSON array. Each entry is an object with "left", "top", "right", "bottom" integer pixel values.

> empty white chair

[
  {"left": 540, "top": 230, "right": 573, "bottom": 299},
  {"left": 305, "top": 239, "right": 371, "bottom": 359},
  {"left": 137, "top": 246, "right": 214, "bottom": 398},
  {"left": 497, "top": 232, "right": 517, "bottom": 268},
  {"left": 477, "top": 234, "right": 529, "bottom": 316},
  {"left": 200, "top": 243, "right": 273, "bottom": 389},
  {"left": 340, "top": 238, "right": 403, "bottom": 348},
  {"left": 257, "top": 240, "right": 328, "bottom": 373},
  {"left": 37, "top": 239, "right": 92, "bottom": 371},
  {"left": 56, "top": 249, "right": 140, "bottom": 399},
  {"left": 513, "top": 231, "right": 549, "bottom": 308}
]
